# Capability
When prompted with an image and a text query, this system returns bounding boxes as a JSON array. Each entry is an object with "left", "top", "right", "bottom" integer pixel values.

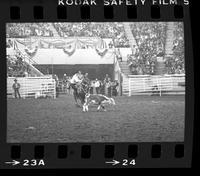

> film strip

[{"left": 0, "top": 0, "right": 195, "bottom": 169}]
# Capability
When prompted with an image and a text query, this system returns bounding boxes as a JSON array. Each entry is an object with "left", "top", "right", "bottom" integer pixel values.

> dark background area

[
  {"left": 190, "top": 0, "right": 199, "bottom": 169},
  {"left": 35, "top": 64, "right": 114, "bottom": 80}
]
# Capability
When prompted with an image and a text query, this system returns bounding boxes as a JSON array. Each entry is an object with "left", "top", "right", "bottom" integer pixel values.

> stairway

[
  {"left": 164, "top": 22, "right": 175, "bottom": 57},
  {"left": 155, "top": 57, "right": 166, "bottom": 75},
  {"left": 115, "top": 59, "right": 130, "bottom": 96},
  {"left": 19, "top": 51, "right": 44, "bottom": 76},
  {"left": 119, "top": 23, "right": 137, "bottom": 78},
  {"left": 24, "top": 61, "right": 44, "bottom": 76},
  {"left": 155, "top": 22, "right": 175, "bottom": 75},
  {"left": 49, "top": 23, "right": 60, "bottom": 37},
  {"left": 119, "top": 61, "right": 132, "bottom": 75},
  {"left": 123, "top": 22, "right": 137, "bottom": 48}
]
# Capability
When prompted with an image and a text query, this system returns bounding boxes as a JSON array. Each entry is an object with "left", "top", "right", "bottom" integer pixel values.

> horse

[{"left": 68, "top": 80, "right": 90, "bottom": 107}]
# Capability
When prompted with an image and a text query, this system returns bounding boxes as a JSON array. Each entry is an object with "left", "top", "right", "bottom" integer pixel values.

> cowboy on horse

[{"left": 69, "top": 71, "right": 90, "bottom": 107}]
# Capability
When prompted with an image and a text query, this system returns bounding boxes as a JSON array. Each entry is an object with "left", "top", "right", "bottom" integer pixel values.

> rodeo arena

[{"left": 7, "top": 22, "right": 185, "bottom": 142}]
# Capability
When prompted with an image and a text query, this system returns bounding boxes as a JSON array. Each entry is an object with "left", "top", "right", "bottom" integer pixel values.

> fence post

[
  {"left": 53, "top": 79, "right": 56, "bottom": 99},
  {"left": 159, "top": 78, "right": 162, "bottom": 97},
  {"left": 143, "top": 78, "right": 146, "bottom": 92},
  {"left": 171, "top": 75, "right": 173, "bottom": 90},
  {"left": 128, "top": 77, "right": 131, "bottom": 97},
  {"left": 24, "top": 78, "right": 26, "bottom": 99},
  {"left": 156, "top": 77, "right": 161, "bottom": 97}
]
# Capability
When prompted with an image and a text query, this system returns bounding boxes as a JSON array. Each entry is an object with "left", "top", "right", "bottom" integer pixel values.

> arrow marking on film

[
  {"left": 105, "top": 160, "right": 120, "bottom": 166},
  {"left": 5, "top": 160, "right": 20, "bottom": 166}
]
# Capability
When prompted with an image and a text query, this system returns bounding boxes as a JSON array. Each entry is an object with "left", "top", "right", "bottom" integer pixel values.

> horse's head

[
  {"left": 75, "top": 83, "right": 84, "bottom": 94},
  {"left": 77, "top": 82, "right": 90, "bottom": 94}
]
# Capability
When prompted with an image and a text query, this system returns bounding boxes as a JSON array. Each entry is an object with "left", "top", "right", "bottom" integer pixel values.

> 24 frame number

[{"left": 122, "top": 159, "right": 136, "bottom": 166}]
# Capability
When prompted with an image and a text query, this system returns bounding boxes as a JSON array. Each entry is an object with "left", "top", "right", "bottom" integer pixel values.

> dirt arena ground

[{"left": 7, "top": 94, "right": 185, "bottom": 143}]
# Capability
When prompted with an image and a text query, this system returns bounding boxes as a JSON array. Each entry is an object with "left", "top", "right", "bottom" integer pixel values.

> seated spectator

[{"left": 108, "top": 41, "right": 114, "bottom": 48}]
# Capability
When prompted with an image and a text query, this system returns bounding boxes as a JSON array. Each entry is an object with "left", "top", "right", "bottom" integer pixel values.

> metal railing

[
  {"left": 7, "top": 76, "right": 56, "bottom": 99},
  {"left": 127, "top": 74, "right": 185, "bottom": 96}
]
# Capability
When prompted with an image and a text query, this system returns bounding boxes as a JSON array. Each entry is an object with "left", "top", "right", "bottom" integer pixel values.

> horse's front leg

[
  {"left": 83, "top": 103, "right": 87, "bottom": 112},
  {"left": 73, "top": 91, "right": 79, "bottom": 106},
  {"left": 82, "top": 97, "right": 88, "bottom": 112},
  {"left": 81, "top": 96, "right": 86, "bottom": 106},
  {"left": 83, "top": 103, "right": 89, "bottom": 112}
]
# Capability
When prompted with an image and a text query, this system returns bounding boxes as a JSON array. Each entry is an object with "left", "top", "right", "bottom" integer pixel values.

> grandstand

[{"left": 6, "top": 22, "right": 185, "bottom": 97}]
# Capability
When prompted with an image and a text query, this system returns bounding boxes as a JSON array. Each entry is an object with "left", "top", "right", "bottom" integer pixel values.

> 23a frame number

[{"left": 23, "top": 159, "right": 45, "bottom": 167}]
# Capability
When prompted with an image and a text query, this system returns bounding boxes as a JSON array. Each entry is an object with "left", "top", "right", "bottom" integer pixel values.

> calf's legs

[
  {"left": 97, "top": 104, "right": 106, "bottom": 111},
  {"left": 83, "top": 102, "right": 89, "bottom": 112}
]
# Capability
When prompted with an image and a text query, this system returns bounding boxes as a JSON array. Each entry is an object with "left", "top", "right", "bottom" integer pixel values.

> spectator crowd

[
  {"left": 126, "top": 22, "right": 166, "bottom": 75},
  {"left": 53, "top": 22, "right": 129, "bottom": 47},
  {"left": 127, "top": 54, "right": 157, "bottom": 75},
  {"left": 7, "top": 52, "right": 30, "bottom": 77},
  {"left": 127, "top": 22, "right": 184, "bottom": 75},
  {"left": 7, "top": 23, "right": 54, "bottom": 38},
  {"left": 7, "top": 23, "right": 129, "bottom": 47},
  {"left": 6, "top": 22, "right": 185, "bottom": 76},
  {"left": 165, "top": 22, "right": 185, "bottom": 74}
]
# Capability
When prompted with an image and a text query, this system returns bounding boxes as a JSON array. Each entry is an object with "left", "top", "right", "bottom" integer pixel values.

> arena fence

[
  {"left": 7, "top": 76, "right": 56, "bottom": 99},
  {"left": 122, "top": 74, "right": 185, "bottom": 96}
]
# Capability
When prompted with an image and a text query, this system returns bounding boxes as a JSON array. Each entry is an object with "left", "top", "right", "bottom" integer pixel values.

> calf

[{"left": 83, "top": 94, "right": 115, "bottom": 112}]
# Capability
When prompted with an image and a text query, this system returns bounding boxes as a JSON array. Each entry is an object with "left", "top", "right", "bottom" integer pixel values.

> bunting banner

[
  {"left": 95, "top": 48, "right": 108, "bottom": 57},
  {"left": 62, "top": 41, "right": 77, "bottom": 57},
  {"left": 95, "top": 38, "right": 108, "bottom": 57},
  {"left": 9, "top": 38, "right": 110, "bottom": 57},
  {"left": 39, "top": 40, "right": 50, "bottom": 49},
  {"left": 40, "top": 39, "right": 67, "bottom": 49},
  {"left": 24, "top": 46, "right": 38, "bottom": 58},
  {"left": 16, "top": 38, "right": 38, "bottom": 47}
]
